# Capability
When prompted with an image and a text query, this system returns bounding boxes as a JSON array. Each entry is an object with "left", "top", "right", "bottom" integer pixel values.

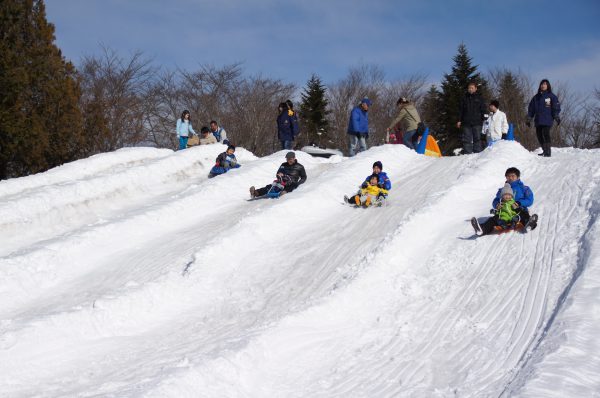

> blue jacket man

[
  {"left": 347, "top": 98, "right": 371, "bottom": 156},
  {"left": 364, "top": 161, "right": 391, "bottom": 191},
  {"left": 527, "top": 79, "right": 561, "bottom": 157},
  {"left": 492, "top": 168, "right": 534, "bottom": 225}
]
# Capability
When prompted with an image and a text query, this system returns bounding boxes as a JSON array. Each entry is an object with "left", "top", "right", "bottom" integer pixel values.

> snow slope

[{"left": 0, "top": 142, "right": 599, "bottom": 397}]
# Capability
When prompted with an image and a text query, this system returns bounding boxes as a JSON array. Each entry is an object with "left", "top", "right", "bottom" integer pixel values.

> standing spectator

[
  {"left": 347, "top": 98, "right": 371, "bottom": 156},
  {"left": 277, "top": 102, "right": 297, "bottom": 150},
  {"left": 209, "top": 120, "right": 229, "bottom": 145},
  {"left": 176, "top": 110, "right": 196, "bottom": 150},
  {"left": 483, "top": 100, "right": 508, "bottom": 147},
  {"left": 286, "top": 99, "right": 300, "bottom": 142},
  {"left": 527, "top": 79, "right": 561, "bottom": 157},
  {"left": 199, "top": 126, "right": 217, "bottom": 145},
  {"left": 457, "top": 82, "right": 487, "bottom": 154},
  {"left": 386, "top": 97, "right": 422, "bottom": 149}
]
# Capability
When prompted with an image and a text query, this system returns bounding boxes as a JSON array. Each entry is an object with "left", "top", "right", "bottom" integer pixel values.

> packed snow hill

[{"left": 1, "top": 142, "right": 599, "bottom": 397}]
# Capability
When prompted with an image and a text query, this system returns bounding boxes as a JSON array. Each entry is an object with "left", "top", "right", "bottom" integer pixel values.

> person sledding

[
  {"left": 209, "top": 145, "right": 241, "bottom": 178},
  {"left": 249, "top": 151, "right": 307, "bottom": 199},
  {"left": 472, "top": 167, "right": 538, "bottom": 235},
  {"left": 344, "top": 161, "right": 391, "bottom": 205},
  {"left": 345, "top": 174, "right": 388, "bottom": 208}
]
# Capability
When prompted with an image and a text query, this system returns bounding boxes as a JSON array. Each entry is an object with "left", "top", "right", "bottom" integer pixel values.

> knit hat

[
  {"left": 500, "top": 183, "right": 513, "bottom": 197},
  {"left": 285, "top": 151, "right": 296, "bottom": 159},
  {"left": 200, "top": 126, "right": 210, "bottom": 134},
  {"left": 360, "top": 98, "right": 372, "bottom": 106},
  {"left": 372, "top": 161, "right": 383, "bottom": 170}
]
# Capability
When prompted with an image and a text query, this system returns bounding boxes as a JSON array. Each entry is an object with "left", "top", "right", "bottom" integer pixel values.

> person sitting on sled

[
  {"left": 249, "top": 151, "right": 307, "bottom": 198},
  {"left": 209, "top": 145, "right": 241, "bottom": 178},
  {"left": 346, "top": 174, "right": 388, "bottom": 207},
  {"left": 492, "top": 167, "right": 534, "bottom": 226},
  {"left": 472, "top": 167, "right": 537, "bottom": 235},
  {"left": 344, "top": 160, "right": 391, "bottom": 205},
  {"left": 369, "top": 161, "right": 391, "bottom": 190}
]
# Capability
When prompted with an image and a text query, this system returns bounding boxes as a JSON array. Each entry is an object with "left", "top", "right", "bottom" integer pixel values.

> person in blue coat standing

[
  {"left": 176, "top": 110, "right": 196, "bottom": 150},
  {"left": 277, "top": 102, "right": 297, "bottom": 150},
  {"left": 527, "top": 79, "right": 561, "bottom": 157},
  {"left": 347, "top": 98, "right": 371, "bottom": 156}
]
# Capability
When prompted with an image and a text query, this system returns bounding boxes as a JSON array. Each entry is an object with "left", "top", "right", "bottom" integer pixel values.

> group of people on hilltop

[
  {"left": 175, "top": 110, "right": 229, "bottom": 150},
  {"left": 345, "top": 78, "right": 561, "bottom": 158}
]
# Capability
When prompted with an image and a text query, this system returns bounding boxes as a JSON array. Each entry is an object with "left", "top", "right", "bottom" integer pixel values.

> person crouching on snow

[
  {"left": 346, "top": 174, "right": 388, "bottom": 207},
  {"left": 209, "top": 145, "right": 241, "bottom": 178}
]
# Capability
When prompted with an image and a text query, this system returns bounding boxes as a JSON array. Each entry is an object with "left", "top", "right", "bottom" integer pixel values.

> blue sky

[{"left": 46, "top": 0, "right": 600, "bottom": 94}]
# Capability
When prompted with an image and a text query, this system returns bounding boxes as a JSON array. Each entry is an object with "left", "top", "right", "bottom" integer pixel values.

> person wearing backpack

[{"left": 386, "top": 97, "right": 422, "bottom": 150}]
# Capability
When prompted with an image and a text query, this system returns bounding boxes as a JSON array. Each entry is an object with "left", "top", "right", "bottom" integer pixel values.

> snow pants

[
  {"left": 480, "top": 208, "right": 530, "bottom": 235},
  {"left": 536, "top": 125, "right": 552, "bottom": 157},
  {"left": 461, "top": 125, "right": 482, "bottom": 154},
  {"left": 348, "top": 134, "right": 367, "bottom": 156},
  {"left": 178, "top": 136, "right": 189, "bottom": 150}
]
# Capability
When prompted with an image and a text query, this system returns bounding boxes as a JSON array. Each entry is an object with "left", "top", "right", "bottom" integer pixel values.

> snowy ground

[{"left": 1, "top": 142, "right": 599, "bottom": 397}]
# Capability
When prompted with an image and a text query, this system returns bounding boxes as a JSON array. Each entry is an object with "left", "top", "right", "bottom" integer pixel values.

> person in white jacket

[{"left": 482, "top": 100, "right": 508, "bottom": 147}]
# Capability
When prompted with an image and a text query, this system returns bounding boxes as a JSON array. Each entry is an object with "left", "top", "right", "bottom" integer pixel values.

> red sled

[{"left": 493, "top": 222, "right": 525, "bottom": 234}]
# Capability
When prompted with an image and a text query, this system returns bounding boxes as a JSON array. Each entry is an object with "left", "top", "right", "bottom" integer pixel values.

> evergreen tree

[
  {"left": 0, "top": 0, "right": 84, "bottom": 179},
  {"left": 299, "top": 74, "right": 330, "bottom": 146},
  {"left": 438, "top": 43, "right": 488, "bottom": 154},
  {"left": 420, "top": 84, "right": 442, "bottom": 135}
]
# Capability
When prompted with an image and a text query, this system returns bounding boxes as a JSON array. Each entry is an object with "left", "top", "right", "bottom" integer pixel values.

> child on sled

[{"left": 345, "top": 174, "right": 388, "bottom": 207}]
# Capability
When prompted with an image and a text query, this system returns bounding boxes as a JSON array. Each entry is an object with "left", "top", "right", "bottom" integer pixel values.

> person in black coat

[
  {"left": 457, "top": 82, "right": 487, "bottom": 154},
  {"left": 527, "top": 79, "right": 561, "bottom": 157},
  {"left": 249, "top": 151, "right": 307, "bottom": 198}
]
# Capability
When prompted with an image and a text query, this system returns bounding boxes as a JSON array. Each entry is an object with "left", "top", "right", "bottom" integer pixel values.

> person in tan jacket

[
  {"left": 199, "top": 126, "right": 218, "bottom": 145},
  {"left": 386, "top": 97, "right": 422, "bottom": 149}
]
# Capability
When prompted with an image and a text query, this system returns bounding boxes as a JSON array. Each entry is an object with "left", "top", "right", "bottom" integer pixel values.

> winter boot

[
  {"left": 344, "top": 195, "right": 350, "bottom": 204},
  {"left": 249, "top": 186, "right": 256, "bottom": 198},
  {"left": 365, "top": 196, "right": 372, "bottom": 207},
  {"left": 354, "top": 195, "right": 361, "bottom": 206},
  {"left": 525, "top": 214, "right": 538, "bottom": 231},
  {"left": 471, "top": 217, "right": 483, "bottom": 236}
]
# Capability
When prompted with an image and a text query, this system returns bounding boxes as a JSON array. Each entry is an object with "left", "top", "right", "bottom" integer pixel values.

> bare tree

[
  {"left": 79, "top": 47, "right": 156, "bottom": 154},
  {"left": 327, "top": 64, "right": 386, "bottom": 152}
]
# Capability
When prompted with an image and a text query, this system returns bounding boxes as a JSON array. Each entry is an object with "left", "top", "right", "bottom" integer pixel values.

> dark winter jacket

[
  {"left": 364, "top": 171, "right": 391, "bottom": 190},
  {"left": 459, "top": 93, "right": 487, "bottom": 126},
  {"left": 492, "top": 179, "right": 534, "bottom": 209},
  {"left": 527, "top": 91, "right": 561, "bottom": 127},
  {"left": 277, "top": 111, "right": 295, "bottom": 142},
  {"left": 277, "top": 160, "right": 307, "bottom": 186},
  {"left": 209, "top": 151, "right": 240, "bottom": 176},
  {"left": 347, "top": 106, "right": 369, "bottom": 136}
]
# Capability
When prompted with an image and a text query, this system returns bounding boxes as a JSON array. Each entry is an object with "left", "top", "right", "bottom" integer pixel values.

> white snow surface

[{"left": 1, "top": 142, "right": 599, "bottom": 397}]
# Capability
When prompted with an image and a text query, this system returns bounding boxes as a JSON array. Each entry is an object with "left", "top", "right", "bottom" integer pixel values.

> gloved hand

[
  {"left": 511, "top": 202, "right": 520, "bottom": 209},
  {"left": 377, "top": 183, "right": 384, "bottom": 188},
  {"left": 555, "top": 117, "right": 561, "bottom": 126},
  {"left": 490, "top": 209, "right": 496, "bottom": 214},
  {"left": 361, "top": 182, "right": 368, "bottom": 189}
]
